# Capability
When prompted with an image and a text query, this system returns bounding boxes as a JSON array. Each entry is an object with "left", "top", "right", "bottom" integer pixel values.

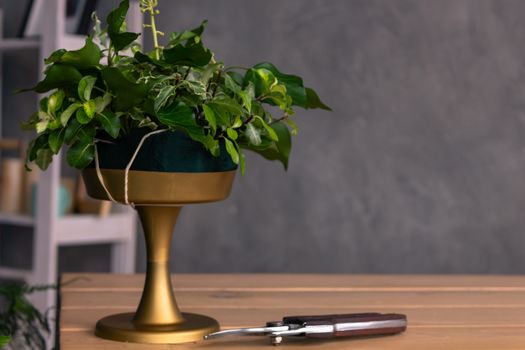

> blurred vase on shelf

[
  {"left": 0, "top": 158, "right": 23, "bottom": 214},
  {"left": 30, "top": 181, "right": 73, "bottom": 217}
]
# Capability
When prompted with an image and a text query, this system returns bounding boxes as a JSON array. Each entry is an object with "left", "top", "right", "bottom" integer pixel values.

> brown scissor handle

[{"left": 282, "top": 313, "right": 407, "bottom": 338}]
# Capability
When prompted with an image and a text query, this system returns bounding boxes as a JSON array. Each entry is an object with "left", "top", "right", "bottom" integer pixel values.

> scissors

[{"left": 204, "top": 312, "right": 407, "bottom": 345}]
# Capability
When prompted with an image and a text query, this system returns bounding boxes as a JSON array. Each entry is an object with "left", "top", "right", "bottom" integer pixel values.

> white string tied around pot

[{"left": 94, "top": 129, "right": 168, "bottom": 207}]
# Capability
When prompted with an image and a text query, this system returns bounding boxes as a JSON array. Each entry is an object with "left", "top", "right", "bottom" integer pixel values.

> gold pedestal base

[
  {"left": 83, "top": 169, "right": 236, "bottom": 345},
  {"left": 95, "top": 312, "right": 219, "bottom": 344}
]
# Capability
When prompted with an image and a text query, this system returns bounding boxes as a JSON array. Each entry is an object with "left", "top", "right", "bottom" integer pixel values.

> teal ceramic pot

[{"left": 91, "top": 129, "right": 237, "bottom": 173}]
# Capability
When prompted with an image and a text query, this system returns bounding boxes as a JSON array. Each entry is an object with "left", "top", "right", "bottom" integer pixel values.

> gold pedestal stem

[
  {"left": 83, "top": 169, "right": 235, "bottom": 343},
  {"left": 133, "top": 206, "right": 185, "bottom": 326}
]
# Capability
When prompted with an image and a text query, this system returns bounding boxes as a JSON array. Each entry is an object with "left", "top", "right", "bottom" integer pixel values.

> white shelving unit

[{"left": 0, "top": 1, "right": 143, "bottom": 315}]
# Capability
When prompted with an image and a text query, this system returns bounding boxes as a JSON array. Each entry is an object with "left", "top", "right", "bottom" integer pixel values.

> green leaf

[
  {"left": 206, "top": 96, "right": 243, "bottom": 126},
  {"left": 266, "top": 84, "right": 293, "bottom": 112},
  {"left": 226, "top": 127, "right": 238, "bottom": 140},
  {"left": 28, "top": 134, "right": 49, "bottom": 162},
  {"left": 92, "top": 12, "right": 108, "bottom": 46},
  {"left": 163, "top": 42, "right": 212, "bottom": 67},
  {"left": 154, "top": 86, "right": 177, "bottom": 113},
  {"left": 36, "top": 147, "right": 53, "bottom": 170},
  {"left": 198, "top": 62, "right": 222, "bottom": 84},
  {"left": 244, "top": 122, "right": 291, "bottom": 170},
  {"left": 252, "top": 62, "right": 308, "bottom": 108},
  {"left": 180, "top": 80, "right": 207, "bottom": 98},
  {"left": 67, "top": 138, "right": 95, "bottom": 169},
  {"left": 40, "top": 97, "right": 49, "bottom": 112},
  {"left": 202, "top": 104, "right": 217, "bottom": 132},
  {"left": 239, "top": 150, "right": 246, "bottom": 175},
  {"left": 49, "top": 129, "right": 65, "bottom": 154},
  {"left": 48, "top": 118, "right": 62, "bottom": 130},
  {"left": 60, "top": 103, "right": 81, "bottom": 126},
  {"left": 232, "top": 115, "right": 242, "bottom": 128},
  {"left": 106, "top": 0, "right": 140, "bottom": 51},
  {"left": 47, "top": 37, "right": 101, "bottom": 69},
  {"left": 24, "top": 64, "right": 83, "bottom": 93},
  {"left": 21, "top": 111, "right": 39, "bottom": 130},
  {"left": 44, "top": 49, "right": 67, "bottom": 64},
  {"left": 251, "top": 100, "right": 266, "bottom": 119},
  {"left": 78, "top": 124, "right": 96, "bottom": 141},
  {"left": 0, "top": 335, "right": 10, "bottom": 347},
  {"left": 107, "top": 0, "right": 129, "bottom": 34},
  {"left": 255, "top": 116, "right": 278, "bottom": 141},
  {"left": 227, "top": 70, "right": 244, "bottom": 86},
  {"left": 226, "top": 73, "right": 254, "bottom": 111},
  {"left": 305, "top": 87, "right": 331, "bottom": 111},
  {"left": 64, "top": 119, "right": 82, "bottom": 144},
  {"left": 244, "top": 68, "right": 278, "bottom": 96},
  {"left": 239, "top": 83, "right": 254, "bottom": 112},
  {"left": 224, "top": 73, "right": 242, "bottom": 94},
  {"left": 94, "top": 93, "right": 112, "bottom": 113},
  {"left": 169, "top": 20, "right": 208, "bottom": 46},
  {"left": 83, "top": 100, "right": 96, "bottom": 119},
  {"left": 113, "top": 32, "right": 141, "bottom": 51},
  {"left": 101, "top": 67, "right": 149, "bottom": 110},
  {"left": 245, "top": 123, "right": 261, "bottom": 145},
  {"left": 76, "top": 108, "right": 91, "bottom": 124},
  {"left": 157, "top": 101, "right": 194, "bottom": 127},
  {"left": 244, "top": 68, "right": 293, "bottom": 111},
  {"left": 97, "top": 111, "right": 121, "bottom": 138},
  {"left": 206, "top": 137, "right": 220, "bottom": 156},
  {"left": 134, "top": 51, "right": 169, "bottom": 68},
  {"left": 47, "top": 90, "right": 65, "bottom": 115},
  {"left": 273, "top": 122, "right": 291, "bottom": 161},
  {"left": 157, "top": 101, "right": 214, "bottom": 148},
  {"left": 224, "top": 138, "right": 239, "bottom": 164},
  {"left": 284, "top": 118, "right": 299, "bottom": 135},
  {"left": 36, "top": 111, "right": 50, "bottom": 133},
  {"left": 78, "top": 76, "right": 97, "bottom": 101}
]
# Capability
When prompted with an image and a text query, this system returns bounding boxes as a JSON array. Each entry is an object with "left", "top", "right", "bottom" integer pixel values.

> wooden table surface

[{"left": 60, "top": 273, "right": 525, "bottom": 349}]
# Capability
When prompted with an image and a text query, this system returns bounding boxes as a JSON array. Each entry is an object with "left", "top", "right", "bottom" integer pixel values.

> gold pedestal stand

[{"left": 82, "top": 169, "right": 236, "bottom": 344}]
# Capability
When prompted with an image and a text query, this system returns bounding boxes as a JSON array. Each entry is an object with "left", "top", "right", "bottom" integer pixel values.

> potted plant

[
  {"left": 0, "top": 282, "right": 53, "bottom": 350},
  {"left": 21, "top": 0, "right": 330, "bottom": 344}
]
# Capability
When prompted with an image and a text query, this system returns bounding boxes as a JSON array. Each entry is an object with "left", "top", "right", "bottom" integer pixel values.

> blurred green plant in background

[{"left": 0, "top": 282, "right": 54, "bottom": 350}]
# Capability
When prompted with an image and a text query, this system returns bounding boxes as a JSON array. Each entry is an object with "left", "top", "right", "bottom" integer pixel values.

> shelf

[
  {"left": 0, "top": 38, "right": 40, "bottom": 51},
  {"left": 0, "top": 266, "right": 32, "bottom": 280},
  {"left": 0, "top": 213, "right": 34, "bottom": 226},
  {"left": 56, "top": 213, "right": 136, "bottom": 246}
]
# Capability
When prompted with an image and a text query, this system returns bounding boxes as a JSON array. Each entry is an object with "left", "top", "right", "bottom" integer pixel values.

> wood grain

[{"left": 59, "top": 274, "right": 525, "bottom": 349}]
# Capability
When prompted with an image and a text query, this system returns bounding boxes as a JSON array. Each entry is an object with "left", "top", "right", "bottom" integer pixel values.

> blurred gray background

[{"left": 2, "top": 0, "right": 525, "bottom": 274}]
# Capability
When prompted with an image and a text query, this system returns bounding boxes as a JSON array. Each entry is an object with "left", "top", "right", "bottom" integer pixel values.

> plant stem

[
  {"left": 271, "top": 114, "right": 289, "bottom": 124},
  {"left": 211, "top": 70, "right": 222, "bottom": 98},
  {"left": 183, "top": 67, "right": 191, "bottom": 80},
  {"left": 142, "top": 0, "right": 161, "bottom": 60},
  {"left": 93, "top": 86, "right": 107, "bottom": 94},
  {"left": 242, "top": 115, "right": 254, "bottom": 127},
  {"left": 107, "top": 46, "right": 113, "bottom": 66},
  {"left": 150, "top": 10, "right": 160, "bottom": 60},
  {"left": 255, "top": 94, "right": 268, "bottom": 102}
]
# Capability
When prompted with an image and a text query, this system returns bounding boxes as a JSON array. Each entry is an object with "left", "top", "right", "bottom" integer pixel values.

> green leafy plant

[
  {"left": 0, "top": 336, "right": 10, "bottom": 348},
  {"left": 0, "top": 282, "right": 54, "bottom": 350},
  {"left": 22, "top": 0, "right": 330, "bottom": 174}
]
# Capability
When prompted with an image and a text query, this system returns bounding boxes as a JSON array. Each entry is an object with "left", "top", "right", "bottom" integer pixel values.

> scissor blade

[{"left": 204, "top": 325, "right": 290, "bottom": 339}]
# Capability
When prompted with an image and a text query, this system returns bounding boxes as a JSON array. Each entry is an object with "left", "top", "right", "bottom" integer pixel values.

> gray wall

[
  {"left": 152, "top": 0, "right": 525, "bottom": 274},
  {"left": 4, "top": 0, "right": 525, "bottom": 274}
]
